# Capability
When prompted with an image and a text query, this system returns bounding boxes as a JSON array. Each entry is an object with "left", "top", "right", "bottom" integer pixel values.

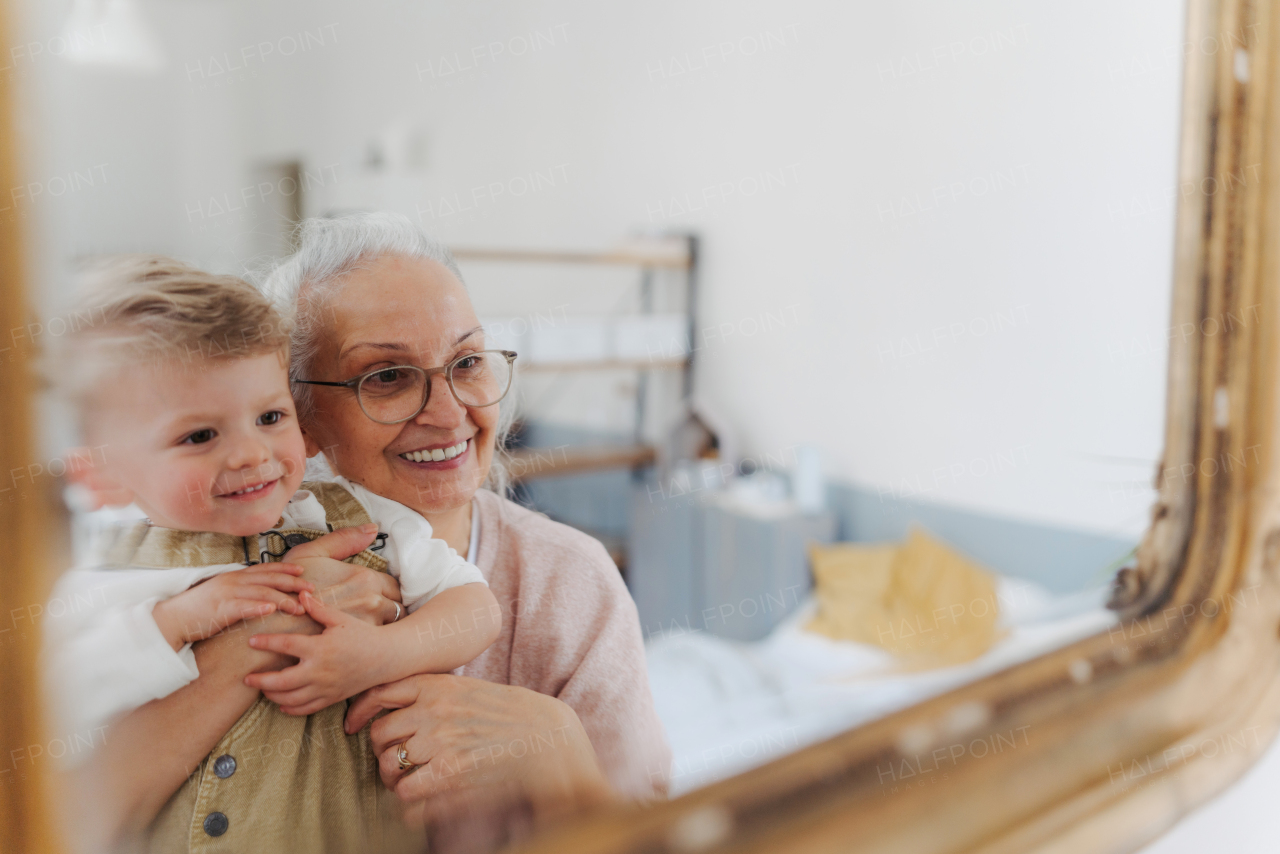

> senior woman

[
  {"left": 72, "top": 214, "right": 668, "bottom": 853},
  {"left": 255, "top": 212, "right": 671, "bottom": 797}
]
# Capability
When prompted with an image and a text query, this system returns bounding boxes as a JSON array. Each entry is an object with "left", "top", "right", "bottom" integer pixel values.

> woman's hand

[
  {"left": 345, "top": 674, "right": 615, "bottom": 832},
  {"left": 282, "top": 525, "right": 403, "bottom": 625}
]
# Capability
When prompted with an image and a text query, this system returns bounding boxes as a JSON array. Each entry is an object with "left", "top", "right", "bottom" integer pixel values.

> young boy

[{"left": 43, "top": 255, "right": 501, "bottom": 746}]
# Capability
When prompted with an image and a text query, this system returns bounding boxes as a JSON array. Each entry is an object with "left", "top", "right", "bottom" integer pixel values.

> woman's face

[{"left": 298, "top": 254, "right": 499, "bottom": 516}]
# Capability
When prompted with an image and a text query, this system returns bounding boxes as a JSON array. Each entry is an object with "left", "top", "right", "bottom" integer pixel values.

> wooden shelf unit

[
  {"left": 505, "top": 444, "right": 657, "bottom": 482},
  {"left": 519, "top": 357, "right": 689, "bottom": 374},
  {"left": 454, "top": 235, "right": 699, "bottom": 481},
  {"left": 451, "top": 245, "right": 692, "bottom": 271}
]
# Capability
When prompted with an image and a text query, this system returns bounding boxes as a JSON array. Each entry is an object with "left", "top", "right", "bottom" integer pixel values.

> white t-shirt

[{"left": 43, "top": 482, "right": 485, "bottom": 756}]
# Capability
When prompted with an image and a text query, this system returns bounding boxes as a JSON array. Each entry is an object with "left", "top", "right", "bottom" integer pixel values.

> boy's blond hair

[{"left": 50, "top": 255, "right": 293, "bottom": 421}]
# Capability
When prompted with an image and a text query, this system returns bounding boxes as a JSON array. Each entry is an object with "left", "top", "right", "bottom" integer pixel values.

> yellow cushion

[
  {"left": 806, "top": 543, "right": 897, "bottom": 646},
  {"left": 807, "top": 528, "right": 1002, "bottom": 669}
]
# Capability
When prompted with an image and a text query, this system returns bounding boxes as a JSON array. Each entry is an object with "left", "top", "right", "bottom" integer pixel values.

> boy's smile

[{"left": 217, "top": 477, "right": 282, "bottom": 500}]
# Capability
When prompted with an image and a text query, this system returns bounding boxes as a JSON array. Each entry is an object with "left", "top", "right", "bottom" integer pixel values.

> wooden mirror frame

[
  {"left": 512, "top": 0, "right": 1280, "bottom": 851},
  {"left": 0, "top": 1, "right": 58, "bottom": 849},
  {"left": 2, "top": 1, "right": 1278, "bottom": 852}
]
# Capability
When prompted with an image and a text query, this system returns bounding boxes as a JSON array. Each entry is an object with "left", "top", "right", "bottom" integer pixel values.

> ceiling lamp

[{"left": 61, "top": 0, "right": 165, "bottom": 72}]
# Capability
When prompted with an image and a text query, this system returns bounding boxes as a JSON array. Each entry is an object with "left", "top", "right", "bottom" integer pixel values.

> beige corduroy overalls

[{"left": 101, "top": 482, "right": 423, "bottom": 854}]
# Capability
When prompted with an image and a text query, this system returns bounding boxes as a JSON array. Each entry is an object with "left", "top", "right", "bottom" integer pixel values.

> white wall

[
  {"left": 13, "top": 0, "right": 253, "bottom": 285},
  {"left": 17, "top": 0, "right": 1187, "bottom": 539}
]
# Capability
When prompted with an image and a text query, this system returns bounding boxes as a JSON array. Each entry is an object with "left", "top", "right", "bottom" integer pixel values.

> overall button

[
  {"left": 213, "top": 754, "right": 236, "bottom": 779},
  {"left": 203, "top": 812, "right": 229, "bottom": 837}
]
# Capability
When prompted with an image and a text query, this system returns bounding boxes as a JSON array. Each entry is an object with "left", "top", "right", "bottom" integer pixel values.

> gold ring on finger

[{"left": 396, "top": 743, "right": 414, "bottom": 770}]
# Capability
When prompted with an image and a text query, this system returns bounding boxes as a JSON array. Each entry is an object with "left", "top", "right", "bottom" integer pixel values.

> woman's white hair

[{"left": 259, "top": 211, "right": 516, "bottom": 494}]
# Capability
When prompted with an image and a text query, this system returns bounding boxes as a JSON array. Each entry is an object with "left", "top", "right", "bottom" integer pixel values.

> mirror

[{"left": 8, "top": 0, "right": 1221, "bottom": 850}]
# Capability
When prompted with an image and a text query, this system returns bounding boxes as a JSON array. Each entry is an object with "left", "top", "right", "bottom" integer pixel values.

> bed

[{"left": 646, "top": 576, "right": 1117, "bottom": 795}]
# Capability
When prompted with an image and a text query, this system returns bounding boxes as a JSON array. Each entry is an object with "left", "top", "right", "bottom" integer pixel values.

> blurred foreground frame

[
  {"left": 0, "top": 0, "right": 58, "bottom": 851},
  {"left": 514, "top": 1, "right": 1280, "bottom": 852}
]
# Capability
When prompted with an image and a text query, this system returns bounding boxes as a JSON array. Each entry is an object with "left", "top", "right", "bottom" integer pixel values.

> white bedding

[{"left": 645, "top": 577, "right": 1116, "bottom": 794}]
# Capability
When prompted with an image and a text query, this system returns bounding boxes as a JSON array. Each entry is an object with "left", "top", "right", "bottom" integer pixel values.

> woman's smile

[{"left": 394, "top": 438, "right": 471, "bottom": 469}]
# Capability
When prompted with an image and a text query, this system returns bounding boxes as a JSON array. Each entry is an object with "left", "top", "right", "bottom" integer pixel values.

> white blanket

[{"left": 646, "top": 577, "right": 1116, "bottom": 794}]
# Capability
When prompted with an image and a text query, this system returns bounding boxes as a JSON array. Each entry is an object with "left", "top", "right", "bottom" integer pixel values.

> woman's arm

[
  {"left": 371, "top": 581, "right": 501, "bottom": 678},
  {"left": 63, "top": 609, "right": 310, "bottom": 850}
]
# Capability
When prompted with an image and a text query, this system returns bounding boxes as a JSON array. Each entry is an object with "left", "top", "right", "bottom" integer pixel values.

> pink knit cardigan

[{"left": 459, "top": 489, "right": 671, "bottom": 797}]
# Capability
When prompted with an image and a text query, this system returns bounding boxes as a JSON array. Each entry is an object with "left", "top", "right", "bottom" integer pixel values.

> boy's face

[{"left": 88, "top": 350, "right": 307, "bottom": 536}]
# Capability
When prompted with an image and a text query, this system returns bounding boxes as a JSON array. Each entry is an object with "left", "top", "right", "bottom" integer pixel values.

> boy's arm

[
  {"left": 366, "top": 581, "right": 501, "bottom": 682},
  {"left": 245, "top": 582, "right": 501, "bottom": 716}
]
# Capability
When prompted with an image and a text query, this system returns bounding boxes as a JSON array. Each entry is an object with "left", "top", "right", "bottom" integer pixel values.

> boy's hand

[
  {"left": 152, "top": 565, "right": 314, "bottom": 651},
  {"left": 244, "top": 591, "right": 384, "bottom": 715}
]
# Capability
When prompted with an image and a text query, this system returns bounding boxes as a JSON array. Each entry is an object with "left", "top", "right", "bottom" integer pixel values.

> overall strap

[
  {"left": 97, "top": 481, "right": 390, "bottom": 573},
  {"left": 304, "top": 481, "right": 375, "bottom": 529},
  {"left": 263, "top": 481, "right": 389, "bottom": 573},
  {"left": 100, "top": 523, "right": 246, "bottom": 569}
]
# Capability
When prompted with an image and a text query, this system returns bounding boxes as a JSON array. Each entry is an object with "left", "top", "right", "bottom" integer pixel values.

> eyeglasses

[{"left": 294, "top": 350, "right": 516, "bottom": 425}]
